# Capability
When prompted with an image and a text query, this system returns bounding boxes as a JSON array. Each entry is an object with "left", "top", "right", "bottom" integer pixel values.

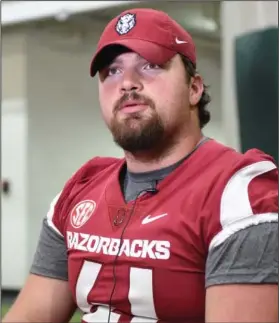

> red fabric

[
  {"left": 89, "top": 8, "right": 196, "bottom": 77},
  {"left": 50, "top": 140, "right": 277, "bottom": 322}
]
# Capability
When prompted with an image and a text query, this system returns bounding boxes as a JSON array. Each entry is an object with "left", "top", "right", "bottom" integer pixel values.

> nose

[{"left": 120, "top": 70, "right": 143, "bottom": 93}]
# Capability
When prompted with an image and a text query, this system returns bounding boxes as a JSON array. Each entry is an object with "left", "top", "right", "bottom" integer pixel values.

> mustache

[{"left": 114, "top": 91, "right": 154, "bottom": 112}]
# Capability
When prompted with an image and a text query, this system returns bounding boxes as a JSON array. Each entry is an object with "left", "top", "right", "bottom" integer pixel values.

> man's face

[{"left": 98, "top": 51, "right": 200, "bottom": 153}]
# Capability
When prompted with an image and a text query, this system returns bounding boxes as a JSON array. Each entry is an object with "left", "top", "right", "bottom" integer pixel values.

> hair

[{"left": 180, "top": 55, "right": 211, "bottom": 129}]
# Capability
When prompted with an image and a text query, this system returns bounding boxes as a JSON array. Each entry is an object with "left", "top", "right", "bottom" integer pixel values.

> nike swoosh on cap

[{"left": 175, "top": 37, "right": 188, "bottom": 44}]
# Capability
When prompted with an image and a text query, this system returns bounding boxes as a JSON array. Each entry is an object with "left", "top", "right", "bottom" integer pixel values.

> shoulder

[
  {"left": 215, "top": 144, "right": 277, "bottom": 210},
  {"left": 61, "top": 156, "right": 122, "bottom": 198},
  {"left": 202, "top": 141, "right": 278, "bottom": 250},
  {"left": 204, "top": 140, "right": 277, "bottom": 195},
  {"left": 66, "top": 155, "right": 122, "bottom": 188},
  {"left": 71, "top": 156, "right": 122, "bottom": 179},
  {"left": 202, "top": 139, "right": 277, "bottom": 175},
  {"left": 217, "top": 146, "right": 277, "bottom": 217},
  {"left": 46, "top": 156, "right": 123, "bottom": 236}
]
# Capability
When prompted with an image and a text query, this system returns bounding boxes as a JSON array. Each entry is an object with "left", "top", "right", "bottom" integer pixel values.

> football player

[{"left": 4, "top": 8, "right": 278, "bottom": 323}]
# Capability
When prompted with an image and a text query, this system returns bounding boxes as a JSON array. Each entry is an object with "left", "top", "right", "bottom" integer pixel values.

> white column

[
  {"left": 1, "top": 99, "right": 28, "bottom": 289},
  {"left": 220, "top": 1, "right": 278, "bottom": 151}
]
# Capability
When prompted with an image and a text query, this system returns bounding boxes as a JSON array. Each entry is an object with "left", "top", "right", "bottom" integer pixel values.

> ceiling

[
  {"left": 86, "top": 1, "right": 221, "bottom": 38},
  {"left": 3, "top": 1, "right": 220, "bottom": 37},
  {"left": 43, "top": 1, "right": 221, "bottom": 41},
  {"left": 5, "top": 1, "right": 220, "bottom": 50}
]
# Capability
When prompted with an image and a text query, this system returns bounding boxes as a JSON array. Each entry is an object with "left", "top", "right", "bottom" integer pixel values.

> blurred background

[{"left": 1, "top": 0, "right": 278, "bottom": 319}]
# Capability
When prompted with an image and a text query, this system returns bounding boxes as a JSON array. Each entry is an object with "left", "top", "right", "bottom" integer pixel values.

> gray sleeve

[
  {"left": 30, "top": 217, "right": 68, "bottom": 281},
  {"left": 206, "top": 222, "right": 278, "bottom": 287}
]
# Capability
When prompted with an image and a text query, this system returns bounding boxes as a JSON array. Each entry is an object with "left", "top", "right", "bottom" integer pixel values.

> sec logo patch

[{"left": 70, "top": 200, "right": 96, "bottom": 228}]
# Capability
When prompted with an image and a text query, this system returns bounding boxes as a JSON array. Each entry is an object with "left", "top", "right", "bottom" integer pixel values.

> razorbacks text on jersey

[{"left": 47, "top": 139, "right": 278, "bottom": 323}]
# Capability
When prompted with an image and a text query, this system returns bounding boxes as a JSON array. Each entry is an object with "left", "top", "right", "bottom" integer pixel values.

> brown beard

[{"left": 110, "top": 92, "right": 166, "bottom": 153}]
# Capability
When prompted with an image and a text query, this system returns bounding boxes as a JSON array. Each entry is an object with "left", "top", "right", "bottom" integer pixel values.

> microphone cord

[
  {"left": 106, "top": 138, "right": 208, "bottom": 321},
  {"left": 107, "top": 186, "right": 158, "bottom": 323}
]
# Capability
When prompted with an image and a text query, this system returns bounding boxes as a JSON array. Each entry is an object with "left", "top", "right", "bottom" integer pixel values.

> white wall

[
  {"left": 195, "top": 42, "right": 222, "bottom": 143},
  {"left": 2, "top": 29, "right": 29, "bottom": 289},
  {"left": 2, "top": 30, "right": 27, "bottom": 100},
  {"left": 1, "top": 99, "right": 28, "bottom": 289}
]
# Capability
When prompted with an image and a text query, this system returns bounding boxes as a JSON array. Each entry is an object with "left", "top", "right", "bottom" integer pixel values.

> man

[{"left": 4, "top": 8, "right": 278, "bottom": 323}]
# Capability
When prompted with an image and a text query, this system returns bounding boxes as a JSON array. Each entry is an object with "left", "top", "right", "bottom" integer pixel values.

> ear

[{"left": 189, "top": 74, "right": 204, "bottom": 107}]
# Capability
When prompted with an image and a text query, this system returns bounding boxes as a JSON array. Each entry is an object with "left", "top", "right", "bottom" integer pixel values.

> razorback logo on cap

[{"left": 115, "top": 13, "right": 136, "bottom": 35}]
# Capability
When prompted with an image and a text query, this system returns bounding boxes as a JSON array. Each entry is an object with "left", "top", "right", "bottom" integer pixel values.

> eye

[
  {"left": 107, "top": 66, "right": 121, "bottom": 76},
  {"left": 144, "top": 63, "right": 161, "bottom": 70}
]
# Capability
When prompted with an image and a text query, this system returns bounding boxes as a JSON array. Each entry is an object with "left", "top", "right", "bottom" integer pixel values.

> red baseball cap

[{"left": 90, "top": 8, "right": 196, "bottom": 77}]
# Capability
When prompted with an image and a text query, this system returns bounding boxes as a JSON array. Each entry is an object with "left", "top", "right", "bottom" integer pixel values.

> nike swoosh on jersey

[{"left": 142, "top": 213, "right": 168, "bottom": 225}]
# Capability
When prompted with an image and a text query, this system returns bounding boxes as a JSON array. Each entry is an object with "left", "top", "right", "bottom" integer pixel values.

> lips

[
  {"left": 119, "top": 100, "right": 148, "bottom": 113},
  {"left": 120, "top": 100, "right": 146, "bottom": 109}
]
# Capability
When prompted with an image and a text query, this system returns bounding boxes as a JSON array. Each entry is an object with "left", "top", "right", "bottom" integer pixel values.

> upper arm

[
  {"left": 206, "top": 283, "right": 278, "bottom": 323},
  {"left": 205, "top": 222, "right": 278, "bottom": 322},
  {"left": 3, "top": 196, "right": 76, "bottom": 322},
  {"left": 3, "top": 274, "right": 76, "bottom": 323},
  {"left": 205, "top": 158, "right": 278, "bottom": 322}
]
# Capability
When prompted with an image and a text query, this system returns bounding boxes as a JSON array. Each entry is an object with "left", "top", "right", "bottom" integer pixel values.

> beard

[{"left": 109, "top": 92, "right": 166, "bottom": 153}]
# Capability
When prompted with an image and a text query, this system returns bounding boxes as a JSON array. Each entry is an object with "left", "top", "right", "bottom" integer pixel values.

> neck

[{"left": 124, "top": 130, "right": 204, "bottom": 173}]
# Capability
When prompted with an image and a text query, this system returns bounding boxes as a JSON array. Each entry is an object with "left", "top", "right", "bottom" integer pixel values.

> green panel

[{"left": 234, "top": 27, "right": 278, "bottom": 163}]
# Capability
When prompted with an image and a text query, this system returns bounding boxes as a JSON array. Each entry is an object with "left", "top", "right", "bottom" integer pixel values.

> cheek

[
  {"left": 150, "top": 80, "right": 187, "bottom": 111},
  {"left": 98, "top": 84, "right": 115, "bottom": 123},
  {"left": 152, "top": 80, "right": 189, "bottom": 124},
  {"left": 167, "top": 81, "right": 189, "bottom": 113}
]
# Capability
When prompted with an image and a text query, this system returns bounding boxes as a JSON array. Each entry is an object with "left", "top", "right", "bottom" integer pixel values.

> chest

[{"left": 64, "top": 184, "right": 208, "bottom": 321}]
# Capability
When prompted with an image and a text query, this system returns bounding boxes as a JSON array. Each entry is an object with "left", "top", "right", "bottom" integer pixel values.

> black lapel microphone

[
  {"left": 147, "top": 180, "right": 159, "bottom": 194},
  {"left": 145, "top": 187, "right": 159, "bottom": 194},
  {"left": 113, "top": 185, "right": 158, "bottom": 226}
]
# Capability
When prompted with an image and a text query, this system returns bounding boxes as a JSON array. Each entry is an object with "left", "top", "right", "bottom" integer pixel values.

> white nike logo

[
  {"left": 175, "top": 37, "right": 188, "bottom": 44},
  {"left": 142, "top": 213, "right": 168, "bottom": 225}
]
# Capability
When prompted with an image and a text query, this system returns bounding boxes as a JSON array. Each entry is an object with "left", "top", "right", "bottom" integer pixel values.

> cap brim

[{"left": 90, "top": 39, "right": 176, "bottom": 77}]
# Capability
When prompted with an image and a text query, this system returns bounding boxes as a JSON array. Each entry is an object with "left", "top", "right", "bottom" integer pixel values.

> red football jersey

[{"left": 49, "top": 140, "right": 278, "bottom": 323}]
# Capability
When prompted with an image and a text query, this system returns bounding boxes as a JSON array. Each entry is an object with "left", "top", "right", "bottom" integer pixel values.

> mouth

[{"left": 119, "top": 101, "right": 148, "bottom": 114}]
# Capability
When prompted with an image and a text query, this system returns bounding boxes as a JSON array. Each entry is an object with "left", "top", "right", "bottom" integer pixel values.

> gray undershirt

[{"left": 30, "top": 148, "right": 278, "bottom": 287}]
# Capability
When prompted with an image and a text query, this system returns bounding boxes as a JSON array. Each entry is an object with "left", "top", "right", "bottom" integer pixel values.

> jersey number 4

[{"left": 76, "top": 260, "right": 158, "bottom": 322}]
